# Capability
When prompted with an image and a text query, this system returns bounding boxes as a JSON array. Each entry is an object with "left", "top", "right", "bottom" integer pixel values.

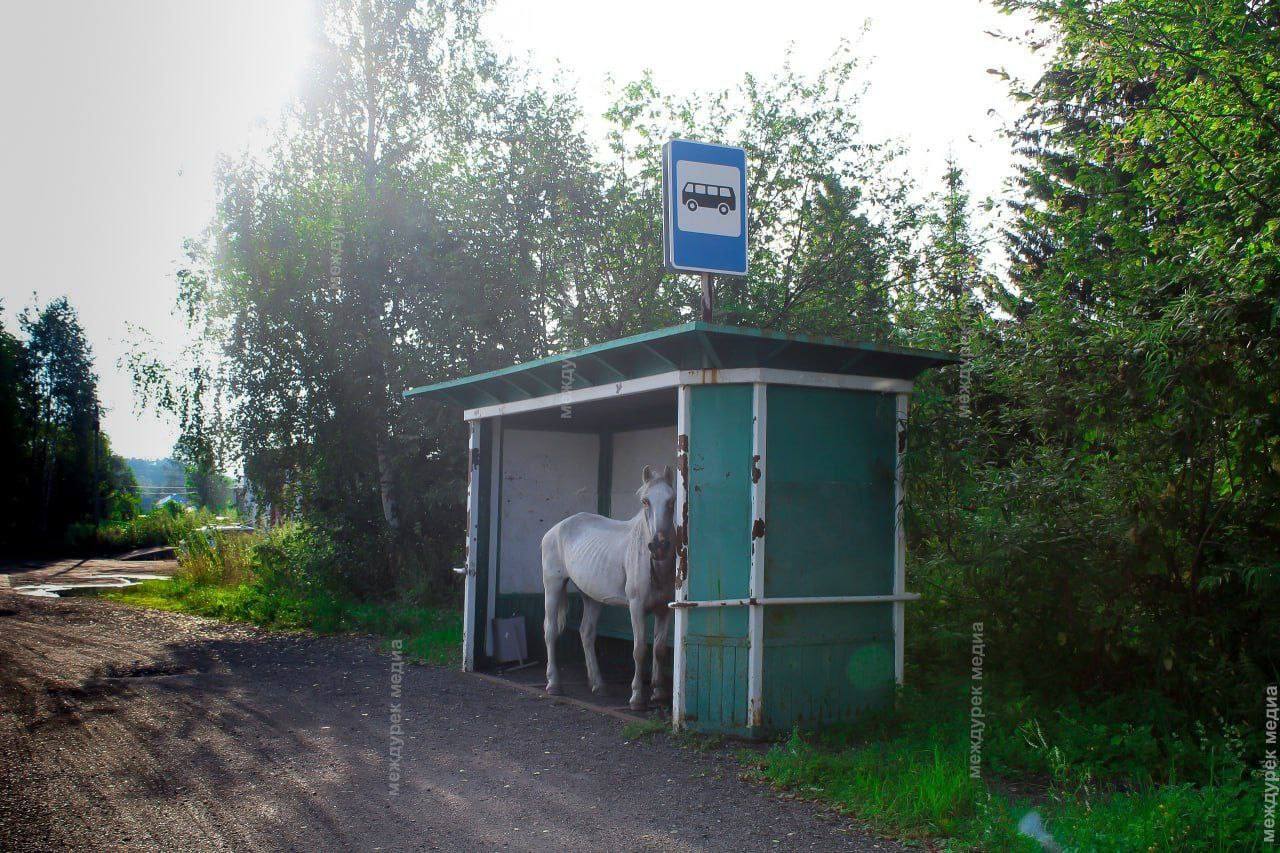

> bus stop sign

[{"left": 662, "top": 139, "right": 748, "bottom": 277}]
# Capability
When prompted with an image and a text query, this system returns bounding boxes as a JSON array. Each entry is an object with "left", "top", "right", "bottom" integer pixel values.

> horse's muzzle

[{"left": 648, "top": 537, "right": 672, "bottom": 561}]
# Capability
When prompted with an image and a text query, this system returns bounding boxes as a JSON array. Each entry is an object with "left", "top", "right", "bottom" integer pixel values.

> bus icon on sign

[
  {"left": 672, "top": 158, "right": 742, "bottom": 239},
  {"left": 682, "top": 182, "right": 736, "bottom": 215}
]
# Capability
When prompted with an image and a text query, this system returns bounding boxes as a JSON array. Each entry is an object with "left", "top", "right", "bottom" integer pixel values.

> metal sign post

[{"left": 663, "top": 139, "right": 748, "bottom": 322}]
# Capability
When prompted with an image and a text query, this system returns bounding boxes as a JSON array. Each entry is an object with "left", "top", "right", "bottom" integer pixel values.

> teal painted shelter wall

[
  {"left": 761, "top": 386, "right": 897, "bottom": 728},
  {"left": 682, "top": 384, "right": 753, "bottom": 734}
]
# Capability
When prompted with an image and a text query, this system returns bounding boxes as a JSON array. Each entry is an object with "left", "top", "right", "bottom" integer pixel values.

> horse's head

[{"left": 638, "top": 464, "right": 676, "bottom": 562}]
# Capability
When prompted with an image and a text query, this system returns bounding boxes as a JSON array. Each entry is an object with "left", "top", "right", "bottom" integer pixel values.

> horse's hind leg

[
  {"left": 579, "top": 597, "right": 605, "bottom": 694},
  {"left": 543, "top": 579, "right": 567, "bottom": 695},
  {"left": 627, "top": 598, "right": 648, "bottom": 711}
]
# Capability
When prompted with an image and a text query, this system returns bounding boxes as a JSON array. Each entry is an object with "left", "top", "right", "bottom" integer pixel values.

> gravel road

[{"left": 0, "top": 591, "right": 900, "bottom": 852}]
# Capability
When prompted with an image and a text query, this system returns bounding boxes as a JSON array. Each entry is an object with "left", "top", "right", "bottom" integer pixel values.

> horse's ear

[
  {"left": 663, "top": 465, "right": 674, "bottom": 486},
  {"left": 642, "top": 464, "right": 655, "bottom": 483}
]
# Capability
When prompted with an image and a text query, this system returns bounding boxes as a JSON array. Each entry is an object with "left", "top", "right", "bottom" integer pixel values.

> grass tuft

[{"left": 622, "top": 718, "right": 669, "bottom": 741}]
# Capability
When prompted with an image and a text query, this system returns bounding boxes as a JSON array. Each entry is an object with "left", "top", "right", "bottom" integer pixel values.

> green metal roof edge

[
  {"left": 402, "top": 322, "right": 697, "bottom": 398},
  {"left": 688, "top": 322, "right": 962, "bottom": 364},
  {"left": 402, "top": 321, "right": 960, "bottom": 399}
]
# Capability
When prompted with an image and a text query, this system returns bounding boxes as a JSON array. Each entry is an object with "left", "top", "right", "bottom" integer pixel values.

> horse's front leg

[
  {"left": 627, "top": 598, "right": 647, "bottom": 711},
  {"left": 650, "top": 606, "right": 672, "bottom": 706},
  {"left": 579, "top": 597, "right": 606, "bottom": 694}
]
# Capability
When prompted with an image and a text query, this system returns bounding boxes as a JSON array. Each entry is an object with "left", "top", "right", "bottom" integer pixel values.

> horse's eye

[{"left": 642, "top": 498, "right": 650, "bottom": 507}]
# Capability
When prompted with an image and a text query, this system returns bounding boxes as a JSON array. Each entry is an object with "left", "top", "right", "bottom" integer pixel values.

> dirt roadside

[
  {"left": 0, "top": 591, "right": 901, "bottom": 852},
  {"left": 1, "top": 556, "right": 176, "bottom": 596}
]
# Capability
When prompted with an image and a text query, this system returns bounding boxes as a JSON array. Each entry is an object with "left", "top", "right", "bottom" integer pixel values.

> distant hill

[{"left": 126, "top": 458, "right": 189, "bottom": 510}]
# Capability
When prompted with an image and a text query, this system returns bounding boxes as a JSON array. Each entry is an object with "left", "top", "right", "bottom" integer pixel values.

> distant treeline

[
  {"left": 124, "top": 456, "right": 224, "bottom": 511},
  {"left": 0, "top": 299, "right": 243, "bottom": 553},
  {"left": 0, "top": 298, "right": 138, "bottom": 553},
  {"left": 126, "top": 457, "right": 186, "bottom": 493}
]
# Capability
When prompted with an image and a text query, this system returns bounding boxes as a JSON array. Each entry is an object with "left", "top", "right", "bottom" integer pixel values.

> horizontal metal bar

[
  {"left": 461, "top": 368, "right": 913, "bottom": 421},
  {"left": 670, "top": 593, "right": 921, "bottom": 609},
  {"left": 464, "top": 370, "right": 682, "bottom": 421}
]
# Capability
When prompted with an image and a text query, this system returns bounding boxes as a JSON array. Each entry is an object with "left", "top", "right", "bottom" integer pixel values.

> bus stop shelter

[{"left": 404, "top": 322, "right": 957, "bottom": 736}]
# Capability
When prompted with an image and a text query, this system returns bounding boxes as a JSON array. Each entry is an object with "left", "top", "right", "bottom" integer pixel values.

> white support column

[
  {"left": 747, "top": 383, "right": 768, "bottom": 729},
  {"left": 671, "top": 385, "right": 691, "bottom": 729},
  {"left": 462, "top": 421, "right": 481, "bottom": 672},
  {"left": 484, "top": 418, "right": 503, "bottom": 657},
  {"left": 893, "top": 394, "right": 909, "bottom": 685}
]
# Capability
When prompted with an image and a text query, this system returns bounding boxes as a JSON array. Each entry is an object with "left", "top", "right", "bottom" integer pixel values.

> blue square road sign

[{"left": 662, "top": 139, "right": 748, "bottom": 276}]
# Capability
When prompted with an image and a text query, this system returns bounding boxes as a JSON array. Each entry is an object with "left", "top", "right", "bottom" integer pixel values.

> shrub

[
  {"left": 64, "top": 505, "right": 209, "bottom": 553},
  {"left": 175, "top": 527, "right": 256, "bottom": 586},
  {"left": 103, "top": 519, "right": 463, "bottom": 668}
]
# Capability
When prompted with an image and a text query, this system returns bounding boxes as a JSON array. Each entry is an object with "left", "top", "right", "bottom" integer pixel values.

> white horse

[{"left": 541, "top": 465, "right": 677, "bottom": 710}]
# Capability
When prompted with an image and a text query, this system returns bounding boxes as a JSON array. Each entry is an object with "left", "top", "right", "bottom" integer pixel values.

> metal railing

[{"left": 669, "top": 592, "right": 920, "bottom": 609}]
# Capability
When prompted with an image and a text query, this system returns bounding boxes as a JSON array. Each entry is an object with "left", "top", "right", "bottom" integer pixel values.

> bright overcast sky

[{"left": 0, "top": 0, "right": 1041, "bottom": 460}]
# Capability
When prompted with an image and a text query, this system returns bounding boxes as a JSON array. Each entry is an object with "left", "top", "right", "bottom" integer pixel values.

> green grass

[
  {"left": 621, "top": 718, "right": 669, "bottom": 741},
  {"left": 743, "top": 680, "right": 1265, "bottom": 851},
  {"left": 673, "top": 729, "right": 726, "bottom": 752},
  {"left": 1048, "top": 779, "right": 1261, "bottom": 852},
  {"left": 750, "top": 726, "right": 1032, "bottom": 848},
  {"left": 101, "top": 576, "right": 462, "bottom": 667}
]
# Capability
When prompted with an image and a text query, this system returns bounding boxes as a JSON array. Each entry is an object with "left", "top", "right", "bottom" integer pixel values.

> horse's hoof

[
  {"left": 651, "top": 690, "right": 668, "bottom": 703},
  {"left": 590, "top": 683, "right": 606, "bottom": 695},
  {"left": 546, "top": 683, "right": 563, "bottom": 696},
  {"left": 629, "top": 697, "right": 647, "bottom": 711}
]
